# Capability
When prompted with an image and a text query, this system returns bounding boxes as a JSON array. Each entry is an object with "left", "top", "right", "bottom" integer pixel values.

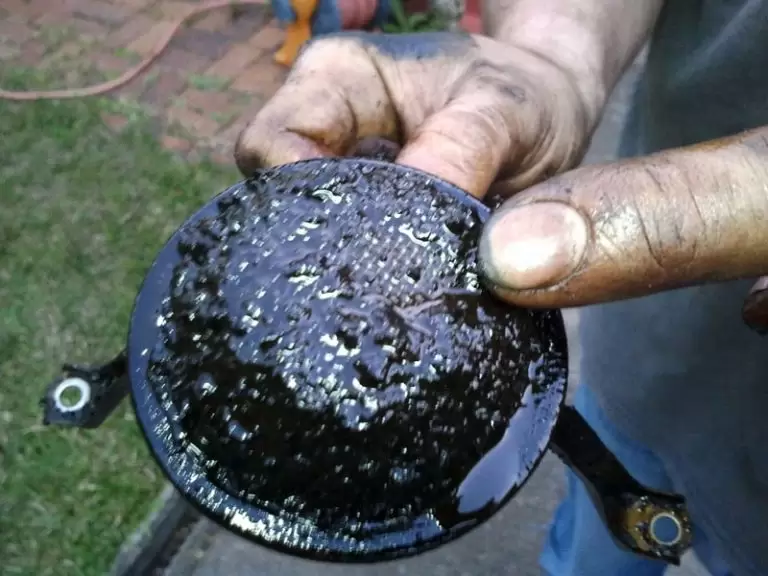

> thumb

[{"left": 478, "top": 128, "right": 768, "bottom": 308}]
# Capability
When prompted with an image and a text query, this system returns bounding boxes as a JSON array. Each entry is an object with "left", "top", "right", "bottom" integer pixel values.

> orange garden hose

[{"left": 0, "top": 0, "right": 272, "bottom": 101}]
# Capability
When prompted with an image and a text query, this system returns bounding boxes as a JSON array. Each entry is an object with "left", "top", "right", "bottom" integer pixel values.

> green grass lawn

[{"left": 0, "top": 70, "right": 238, "bottom": 576}]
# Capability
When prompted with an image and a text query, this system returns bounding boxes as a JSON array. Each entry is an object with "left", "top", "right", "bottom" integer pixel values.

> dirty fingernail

[{"left": 480, "top": 202, "right": 588, "bottom": 290}]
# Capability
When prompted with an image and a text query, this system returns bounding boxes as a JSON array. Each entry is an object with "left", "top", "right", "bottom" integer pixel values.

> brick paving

[
  {"left": 0, "top": 0, "right": 289, "bottom": 165},
  {"left": 0, "top": 0, "right": 485, "bottom": 164}
]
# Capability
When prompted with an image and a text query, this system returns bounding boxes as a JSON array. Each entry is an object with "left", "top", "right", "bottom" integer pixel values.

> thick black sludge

[{"left": 130, "top": 158, "right": 567, "bottom": 560}]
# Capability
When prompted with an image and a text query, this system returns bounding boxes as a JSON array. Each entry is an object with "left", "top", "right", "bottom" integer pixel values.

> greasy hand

[
  {"left": 478, "top": 128, "right": 768, "bottom": 332},
  {"left": 235, "top": 32, "right": 596, "bottom": 198}
]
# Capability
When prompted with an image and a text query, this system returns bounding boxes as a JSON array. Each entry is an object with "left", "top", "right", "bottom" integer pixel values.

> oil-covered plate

[{"left": 127, "top": 157, "right": 567, "bottom": 561}]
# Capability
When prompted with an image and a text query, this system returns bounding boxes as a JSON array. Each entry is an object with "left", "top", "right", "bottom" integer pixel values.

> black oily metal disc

[{"left": 127, "top": 158, "right": 567, "bottom": 562}]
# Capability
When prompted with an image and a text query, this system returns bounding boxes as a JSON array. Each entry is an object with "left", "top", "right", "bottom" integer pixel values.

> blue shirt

[{"left": 582, "top": 2, "right": 768, "bottom": 575}]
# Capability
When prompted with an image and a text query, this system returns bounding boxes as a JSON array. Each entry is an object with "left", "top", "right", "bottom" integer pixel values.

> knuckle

[
  {"left": 445, "top": 107, "right": 508, "bottom": 160},
  {"left": 597, "top": 162, "right": 705, "bottom": 272},
  {"left": 459, "top": 59, "right": 532, "bottom": 106}
]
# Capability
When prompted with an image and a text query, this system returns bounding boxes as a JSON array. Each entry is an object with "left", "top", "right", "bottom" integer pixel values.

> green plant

[{"left": 382, "top": 0, "right": 447, "bottom": 33}]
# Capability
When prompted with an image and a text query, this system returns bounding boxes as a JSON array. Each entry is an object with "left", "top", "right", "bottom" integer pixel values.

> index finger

[{"left": 479, "top": 128, "right": 768, "bottom": 307}]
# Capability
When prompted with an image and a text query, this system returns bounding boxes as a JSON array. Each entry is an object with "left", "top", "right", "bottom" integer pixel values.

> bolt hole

[
  {"left": 649, "top": 512, "right": 683, "bottom": 547},
  {"left": 60, "top": 387, "right": 82, "bottom": 407}
]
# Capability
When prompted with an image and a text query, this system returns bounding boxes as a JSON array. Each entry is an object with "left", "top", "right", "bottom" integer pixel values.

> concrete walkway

[{"left": 162, "top": 55, "right": 710, "bottom": 576}]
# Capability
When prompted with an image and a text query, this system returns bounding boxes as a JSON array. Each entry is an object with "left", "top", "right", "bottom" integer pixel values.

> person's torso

[{"left": 582, "top": 1, "right": 768, "bottom": 575}]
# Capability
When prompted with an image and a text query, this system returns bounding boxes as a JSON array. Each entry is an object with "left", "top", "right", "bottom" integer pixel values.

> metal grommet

[
  {"left": 649, "top": 512, "right": 684, "bottom": 547},
  {"left": 53, "top": 377, "right": 91, "bottom": 413}
]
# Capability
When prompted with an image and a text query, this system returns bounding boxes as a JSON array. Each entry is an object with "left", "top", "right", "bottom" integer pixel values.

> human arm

[{"left": 483, "top": 0, "right": 663, "bottom": 139}]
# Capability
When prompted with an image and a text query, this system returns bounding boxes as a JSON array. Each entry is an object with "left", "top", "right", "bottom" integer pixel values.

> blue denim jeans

[{"left": 540, "top": 385, "right": 733, "bottom": 576}]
